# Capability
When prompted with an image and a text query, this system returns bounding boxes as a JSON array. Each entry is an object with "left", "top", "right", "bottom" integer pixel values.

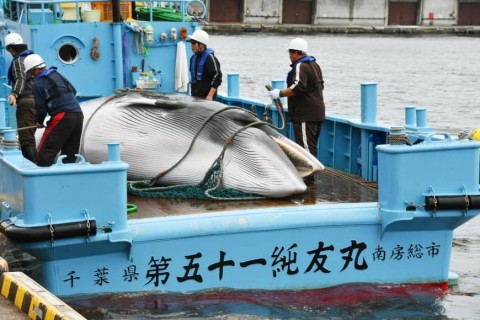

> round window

[{"left": 58, "top": 43, "right": 79, "bottom": 64}]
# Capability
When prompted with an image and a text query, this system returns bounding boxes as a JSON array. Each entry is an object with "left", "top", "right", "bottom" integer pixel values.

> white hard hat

[
  {"left": 188, "top": 29, "right": 209, "bottom": 46},
  {"left": 5, "top": 33, "right": 23, "bottom": 47},
  {"left": 24, "top": 54, "right": 46, "bottom": 73},
  {"left": 288, "top": 38, "right": 308, "bottom": 53}
]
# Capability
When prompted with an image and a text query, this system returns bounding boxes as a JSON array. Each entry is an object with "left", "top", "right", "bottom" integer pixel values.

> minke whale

[{"left": 76, "top": 91, "right": 324, "bottom": 198}]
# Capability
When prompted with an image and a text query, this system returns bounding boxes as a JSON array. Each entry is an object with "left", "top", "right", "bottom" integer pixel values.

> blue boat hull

[
  {"left": 1, "top": 110, "right": 479, "bottom": 298},
  {"left": 14, "top": 203, "right": 468, "bottom": 297}
]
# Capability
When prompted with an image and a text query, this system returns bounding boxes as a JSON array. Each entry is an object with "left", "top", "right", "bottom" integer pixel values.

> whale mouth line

[{"left": 271, "top": 135, "right": 325, "bottom": 177}]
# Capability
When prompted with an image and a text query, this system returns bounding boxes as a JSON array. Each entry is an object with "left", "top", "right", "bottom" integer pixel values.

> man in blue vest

[
  {"left": 23, "top": 54, "right": 84, "bottom": 167},
  {"left": 5, "top": 32, "right": 37, "bottom": 162},
  {"left": 268, "top": 38, "right": 326, "bottom": 183},
  {"left": 187, "top": 30, "right": 222, "bottom": 100}
]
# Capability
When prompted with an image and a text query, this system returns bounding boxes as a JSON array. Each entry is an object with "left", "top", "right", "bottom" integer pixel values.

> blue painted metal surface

[
  {"left": 1, "top": 0, "right": 480, "bottom": 299},
  {"left": 360, "top": 83, "right": 377, "bottom": 123},
  {"left": 1, "top": 0, "right": 200, "bottom": 98},
  {"left": 1, "top": 132, "right": 479, "bottom": 297},
  {"left": 227, "top": 73, "right": 239, "bottom": 97}
]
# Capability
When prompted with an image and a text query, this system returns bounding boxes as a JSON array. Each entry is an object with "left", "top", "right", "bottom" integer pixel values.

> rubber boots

[{"left": 21, "top": 145, "right": 37, "bottom": 163}]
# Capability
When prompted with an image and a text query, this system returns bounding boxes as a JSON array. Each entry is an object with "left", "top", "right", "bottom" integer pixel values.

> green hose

[
  {"left": 135, "top": 7, "right": 192, "bottom": 22},
  {"left": 127, "top": 203, "right": 137, "bottom": 214}
]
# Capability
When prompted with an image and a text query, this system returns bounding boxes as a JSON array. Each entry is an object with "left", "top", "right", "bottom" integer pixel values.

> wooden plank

[
  {"left": 209, "top": 0, "right": 242, "bottom": 23},
  {"left": 283, "top": 0, "right": 313, "bottom": 24},
  {"left": 458, "top": 3, "right": 480, "bottom": 25},
  {"left": 388, "top": 2, "right": 418, "bottom": 25}
]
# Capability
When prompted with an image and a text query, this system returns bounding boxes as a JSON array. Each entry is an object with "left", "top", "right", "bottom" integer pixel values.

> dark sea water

[{"left": 2, "top": 34, "right": 480, "bottom": 319}]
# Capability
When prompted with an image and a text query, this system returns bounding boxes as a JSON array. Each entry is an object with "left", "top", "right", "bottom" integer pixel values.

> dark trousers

[
  {"left": 37, "top": 112, "right": 84, "bottom": 167},
  {"left": 16, "top": 96, "right": 37, "bottom": 147},
  {"left": 293, "top": 121, "right": 322, "bottom": 158}
]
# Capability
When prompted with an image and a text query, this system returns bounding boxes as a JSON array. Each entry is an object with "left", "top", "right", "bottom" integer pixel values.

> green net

[
  {"left": 128, "top": 159, "right": 266, "bottom": 201},
  {"left": 135, "top": 7, "right": 192, "bottom": 22}
]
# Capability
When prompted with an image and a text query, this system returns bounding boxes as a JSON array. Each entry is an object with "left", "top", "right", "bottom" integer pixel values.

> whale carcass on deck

[{"left": 77, "top": 92, "right": 323, "bottom": 198}]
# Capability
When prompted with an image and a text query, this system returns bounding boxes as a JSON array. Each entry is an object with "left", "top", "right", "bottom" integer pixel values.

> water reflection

[{"left": 65, "top": 283, "right": 447, "bottom": 319}]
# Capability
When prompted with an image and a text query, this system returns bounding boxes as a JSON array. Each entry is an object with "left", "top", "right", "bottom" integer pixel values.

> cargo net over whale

[
  {"left": 128, "top": 157, "right": 266, "bottom": 200},
  {"left": 80, "top": 90, "right": 323, "bottom": 200},
  {"left": 127, "top": 91, "right": 285, "bottom": 200}
]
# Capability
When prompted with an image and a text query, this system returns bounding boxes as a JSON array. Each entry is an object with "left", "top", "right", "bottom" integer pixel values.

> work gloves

[{"left": 268, "top": 89, "right": 281, "bottom": 100}]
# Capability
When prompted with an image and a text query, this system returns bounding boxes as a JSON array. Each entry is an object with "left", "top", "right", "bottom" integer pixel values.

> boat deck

[{"left": 127, "top": 168, "right": 378, "bottom": 219}]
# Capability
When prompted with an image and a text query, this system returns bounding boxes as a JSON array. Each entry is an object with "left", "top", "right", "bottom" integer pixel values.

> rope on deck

[
  {"left": 323, "top": 167, "right": 378, "bottom": 192},
  {"left": 128, "top": 159, "right": 267, "bottom": 201}
]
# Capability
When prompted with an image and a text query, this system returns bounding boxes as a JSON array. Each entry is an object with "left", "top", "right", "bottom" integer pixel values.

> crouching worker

[{"left": 24, "top": 54, "right": 84, "bottom": 167}]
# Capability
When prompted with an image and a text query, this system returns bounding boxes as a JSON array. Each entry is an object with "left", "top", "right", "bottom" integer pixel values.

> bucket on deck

[
  {"left": 60, "top": 3, "right": 80, "bottom": 21},
  {"left": 81, "top": 10, "right": 101, "bottom": 22}
]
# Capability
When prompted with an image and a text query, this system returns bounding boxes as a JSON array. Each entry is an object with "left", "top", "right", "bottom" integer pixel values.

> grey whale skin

[{"left": 77, "top": 92, "right": 323, "bottom": 198}]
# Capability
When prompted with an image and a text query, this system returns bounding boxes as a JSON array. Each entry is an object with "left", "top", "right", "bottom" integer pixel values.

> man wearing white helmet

[
  {"left": 268, "top": 38, "right": 326, "bottom": 182},
  {"left": 24, "top": 54, "right": 84, "bottom": 167},
  {"left": 187, "top": 29, "right": 222, "bottom": 100},
  {"left": 4, "top": 32, "right": 38, "bottom": 162}
]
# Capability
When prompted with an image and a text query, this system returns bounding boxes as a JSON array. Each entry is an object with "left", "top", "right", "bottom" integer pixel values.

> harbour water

[
  {"left": 2, "top": 34, "right": 480, "bottom": 319},
  {"left": 213, "top": 33, "right": 479, "bottom": 134}
]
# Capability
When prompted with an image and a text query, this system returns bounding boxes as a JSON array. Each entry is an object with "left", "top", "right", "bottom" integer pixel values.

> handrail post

[
  {"left": 360, "top": 82, "right": 377, "bottom": 123},
  {"left": 227, "top": 74, "right": 239, "bottom": 97}
]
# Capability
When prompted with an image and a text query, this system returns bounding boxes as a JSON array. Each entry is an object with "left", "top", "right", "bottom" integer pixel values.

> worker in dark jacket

[
  {"left": 268, "top": 38, "right": 326, "bottom": 159},
  {"left": 24, "top": 54, "right": 84, "bottom": 167},
  {"left": 188, "top": 29, "right": 222, "bottom": 100},
  {"left": 5, "top": 32, "right": 37, "bottom": 162}
]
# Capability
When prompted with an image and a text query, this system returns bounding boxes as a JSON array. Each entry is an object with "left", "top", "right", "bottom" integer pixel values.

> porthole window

[{"left": 58, "top": 43, "right": 79, "bottom": 64}]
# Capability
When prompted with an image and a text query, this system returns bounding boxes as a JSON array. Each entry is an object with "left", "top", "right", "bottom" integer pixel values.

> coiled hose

[{"left": 135, "top": 7, "right": 192, "bottom": 22}]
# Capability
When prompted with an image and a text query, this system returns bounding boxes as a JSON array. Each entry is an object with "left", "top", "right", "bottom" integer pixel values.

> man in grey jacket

[{"left": 5, "top": 32, "right": 37, "bottom": 162}]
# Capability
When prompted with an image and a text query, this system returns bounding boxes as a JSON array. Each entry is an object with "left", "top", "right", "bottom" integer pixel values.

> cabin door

[
  {"left": 282, "top": 0, "right": 313, "bottom": 24},
  {"left": 388, "top": 1, "right": 418, "bottom": 25},
  {"left": 209, "top": 0, "right": 242, "bottom": 22},
  {"left": 458, "top": 1, "right": 480, "bottom": 25}
]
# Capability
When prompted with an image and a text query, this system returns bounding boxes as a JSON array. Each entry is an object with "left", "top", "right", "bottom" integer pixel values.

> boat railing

[
  {"left": 218, "top": 74, "right": 440, "bottom": 183},
  {"left": 2, "top": 0, "right": 206, "bottom": 24}
]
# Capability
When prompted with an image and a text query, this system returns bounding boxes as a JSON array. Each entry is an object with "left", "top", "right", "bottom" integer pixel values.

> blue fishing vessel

[{"left": 1, "top": 0, "right": 480, "bottom": 300}]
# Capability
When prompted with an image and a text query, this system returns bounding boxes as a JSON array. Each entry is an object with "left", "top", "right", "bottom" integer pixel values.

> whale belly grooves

[{"left": 75, "top": 92, "right": 324, "bottom": 198}]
